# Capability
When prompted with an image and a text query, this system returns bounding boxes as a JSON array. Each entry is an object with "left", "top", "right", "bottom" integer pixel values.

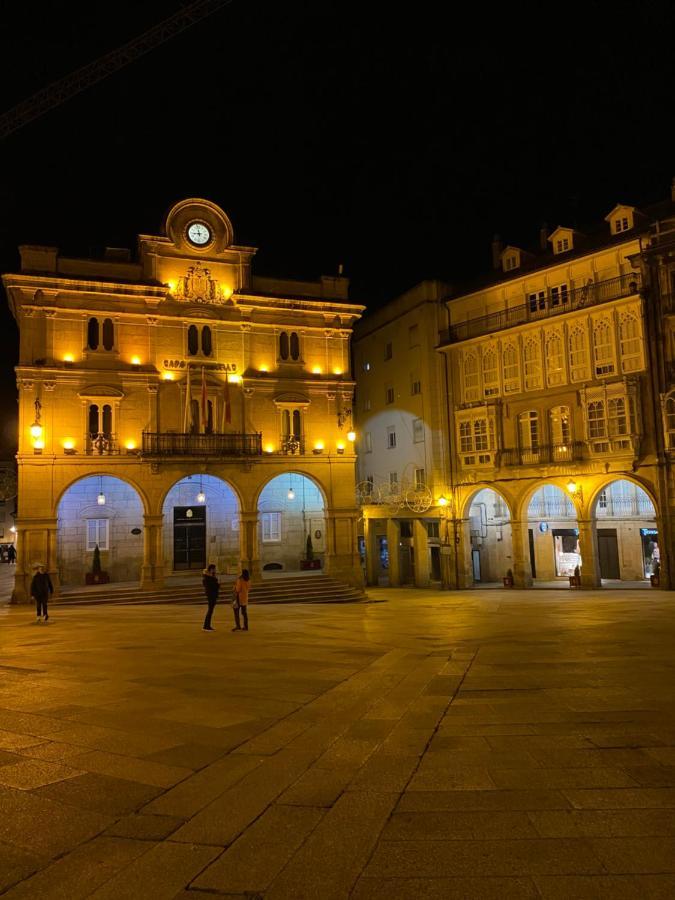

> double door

[{"left": 173, "top": 506, "right": 206, "bottom": 570}]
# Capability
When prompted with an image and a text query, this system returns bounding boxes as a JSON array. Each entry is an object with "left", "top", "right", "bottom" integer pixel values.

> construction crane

[{"left": 0, "top": 0, "right": 232, "bottom": 140}]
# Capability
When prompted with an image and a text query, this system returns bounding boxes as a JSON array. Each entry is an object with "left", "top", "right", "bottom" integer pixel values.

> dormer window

[
  {"left": 549, "top": 227, "right": 575, "bottom": 255},
  {"left": 504, "top": 256, "right": 518, "bottom": 271},
  {"left": 605, "top": 204, "right": 635, "bottom": 236}
]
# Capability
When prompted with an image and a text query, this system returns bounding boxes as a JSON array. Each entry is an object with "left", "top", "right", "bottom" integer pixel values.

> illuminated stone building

[
  {"left": 3, "top": 199, "right": 364, "bottom": 601},
  {"left": 439, "top": 192, "right": 675, "bottom": 589},
  {"left": 353, "top": 281, "right": 452, "bottom": 587}
]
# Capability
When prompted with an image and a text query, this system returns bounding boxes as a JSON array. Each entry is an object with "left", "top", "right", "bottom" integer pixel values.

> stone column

[
  {"left": 141, "top": 514, "right": 165, "bottom": 590},
  {"left": 577, "top": 518, "right": 601, "bottom": 588},
  {"left": 455, "top": 519, "right": 474, "bottom": 589},
  {"left": 11, "top": 518, "right": 56, "bottom": 603},
  {"left": 364, "top": 516, "right": 379, "bottom": 586},
  {"left": 655, "top": 514, "right": 669, "bottom": 589},
  {"left": 46, "top": 524, "right": 61, "bottom": 595},
  {"left": 386, "top": 518, "right": 401, "bottom": 587},
  {"left": 323, "top": 509, "right": 364, "bottom": 587},
  {"left": 413, "top": 518, "right": 430, "bottom": 587},
  {"left": 239, "top": 511, "right": 261, "bottom": 581},
  {"left": 510, "top": 519, "right": 533, "bottom": 588}
]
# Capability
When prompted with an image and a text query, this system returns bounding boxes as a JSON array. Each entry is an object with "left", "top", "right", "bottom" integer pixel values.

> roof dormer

[
  {"left": 548, "top": 226, "right": 576, "bottom": 255},
  {"left": 605, "top": 204, "right": 635, "bottom": 236},
  {"left": 500, "top": 246, "right": 522, "bottom": 273}
]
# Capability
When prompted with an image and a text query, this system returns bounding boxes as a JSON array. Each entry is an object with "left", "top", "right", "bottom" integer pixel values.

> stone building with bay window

[{"left": 3, "top": 198, "right": 364, "bottom": 601}]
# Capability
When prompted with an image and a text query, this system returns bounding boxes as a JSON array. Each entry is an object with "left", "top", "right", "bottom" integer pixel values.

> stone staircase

[{"left": 56, "top": 574, "right": 365, "bottom": 607}]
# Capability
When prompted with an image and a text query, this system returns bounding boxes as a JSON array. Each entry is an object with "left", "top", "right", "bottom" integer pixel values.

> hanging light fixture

[
  {"left": 287, "top": 475, "right": 295, "bottom": 501},
  {"left": 97, "top": 475, "right": 106, "bottom": 506},
  {"left": 197, "top": 475, "right": 206, "bottom": 504}
]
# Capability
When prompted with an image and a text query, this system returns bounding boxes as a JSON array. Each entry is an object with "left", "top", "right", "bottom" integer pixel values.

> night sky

[{"left": 1, "top": 0, "right": 674, "bottom": 454}]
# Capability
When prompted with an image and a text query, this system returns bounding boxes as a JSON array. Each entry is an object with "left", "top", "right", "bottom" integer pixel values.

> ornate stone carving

[
  {"left": 43, "top": 382, "right": 56, "bottom": 392},
  {"left": 172, "top": 263, "right": 225, "bottom": 304}
]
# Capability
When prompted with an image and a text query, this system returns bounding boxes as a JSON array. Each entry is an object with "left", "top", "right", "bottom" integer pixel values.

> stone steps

[{"left": 56, "top": 575, "right": 365, "bottom": 607}]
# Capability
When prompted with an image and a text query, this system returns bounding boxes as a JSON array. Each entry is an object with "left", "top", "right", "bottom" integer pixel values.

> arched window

[
  {"left": 282, "top": 409, "right": 290, "bottom": 435},
  {"left": 290, "top": 331, "right": 300, "bottom": 361},
  {"left": 545, "top": 332, "right": 564, "bottom": 386},
  {"left": 279, "top": 332, "right": 289, "bottom": 360},
  {"left": 187, "top": 325, "right": 199, "bottom": 356},
  {"left": 88, "top": 403, "right": 113, "bottom": 440},
  {"left": 87, "top": 317, "right": 99, "bottom": 351},
  {"left": 666, "top": 395, "right": 675, "bottom": 449},
  {"left": 502, "top": 342, "right": 519, "bottom": 393},
  {"left": 102, "top": 318, "right": 114, "bottom": 351},
  {"left": 201, "top": 325, "right": 212, "bottom": 357},
  {"left": 619, "top": 311, "right": 642, "bottom": 372},
  {"left": 523, "top": 336, "right": 542, "bottom": 390},
  {"left": 569, "top": 325, "right": 589, "bottom": 381},
  {"left": 463, "top": 351, "right": 479, "bottom": 401},
  {"left": 292, "top": 409, "right": 301, "bottom": 438},
  {"left": 482, "top": 347, "right": 499, "bottom": 396},
  {"left": 102, "top": 404, "right": 112, "bottom": 435},
  {"left": 550, "top": 406, "right": 572, "bottom": 460},
  {"left": 592, "top": 317, "right": 615, "bottom": 376},
  {"left": 587, "top": 400, "right": 606, "bottom": 438},
  {"left": 88, "top": 403, "right": 99, "bottom": 436}
]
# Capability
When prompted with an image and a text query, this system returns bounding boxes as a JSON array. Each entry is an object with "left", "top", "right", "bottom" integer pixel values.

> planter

[
  {"left": 86, "top": 572, "right": 110, "bottom": 585},
  {"left": 650, "top": 574, "right": 660, "bottom": 587},
  {"left": 569, "top": 575, "right": 581, "bottom": 589},
  {"left": 502, "top": 576, "right": 514, "bottom": 588},
  {"left": 300, "top": 559, "right": 322, "bottom": 571}
]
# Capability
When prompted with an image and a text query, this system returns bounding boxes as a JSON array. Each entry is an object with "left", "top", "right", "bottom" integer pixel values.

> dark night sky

[{"left": 0, "top": 0, "right": 674, "bottom": 453}]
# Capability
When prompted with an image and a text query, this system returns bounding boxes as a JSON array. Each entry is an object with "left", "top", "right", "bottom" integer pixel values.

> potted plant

[
  {"left": 300, "top": 533, "right": 321, "bottom": 570},
  {"left": 86, "top": 544, "right": 110, "bottom": 585},
  {"left": 650, "top": 560, "right": 660, "bottom": 587},
  {"left": 503, "top": 568, "right": 514, "bottom": 588},
  {"left": 569, "top": 564, "right": 582, "bottom": 589}
]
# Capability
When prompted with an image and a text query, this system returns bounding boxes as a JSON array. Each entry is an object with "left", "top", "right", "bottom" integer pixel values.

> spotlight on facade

[
  {"left": 264, "top": 443, "right": 274, "bottom": 454},
  {"left": 63, "top": 438, "right": 76, "bottom": 455},
  {"left": 336, "top": 442, "right": 345, "bottom": 455},
  {"left": 313, "top": 441, "right": 324, "bottom": 454},
  {"left": 131, "top": 356, "right": 141, "bottom": 366},
  {"left": 162, "top": 372, "right": 174, "bottom": 381},
  {"left": 259, "top": 365, "right": 269, "bottom": 373},
  {"left": 347, "top": 430, "right": 356, "bottom": 442},
  {"left": 125, "top": 440, "right": 136, "bottom": 451},
  {"left": 312, "top": 366, "right": 322, "bottom": 375},
  {"left": 63, "top": 353, "right": 74, "bottom": 365}
]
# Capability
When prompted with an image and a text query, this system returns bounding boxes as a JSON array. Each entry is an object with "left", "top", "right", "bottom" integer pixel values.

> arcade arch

[
  {"left": 591, "top": 478, "right": 658, "bottom": 582},
  {"left": 526, "top": 484, "right": 579, "bottom": 584},
  {"left": 56, "top": 475, "right": 145, "bottom": 586},
  {"left": 257, "top": 472, "right": 325, "bottom": 573},
  {"left": 463, "top": 488, "right": 513, "bottom": 584}
]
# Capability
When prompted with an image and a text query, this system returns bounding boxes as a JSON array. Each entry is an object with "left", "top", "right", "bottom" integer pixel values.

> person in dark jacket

[
  {"left": 30, "top": 563, "right": 53, "bottom": 623},
  {"left": 202, "top": 564, "right": 220, "bottom": 631},
  {"left": 7, "top": 544, "right": 16, "bottom": 564}
]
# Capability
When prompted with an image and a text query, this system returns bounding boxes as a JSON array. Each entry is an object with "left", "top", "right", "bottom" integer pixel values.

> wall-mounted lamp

[
  {"left": 566, "top": 479, "right": 583, "bottom": 501},
  {"left": 313, "top": 440, "right": 324, "bottom": 455},
  {"left": 347, "top": 430, "right": 356, "bottom": 443},
  {"left": 437, "top": 495, "right": 449, "bottom": 508}
]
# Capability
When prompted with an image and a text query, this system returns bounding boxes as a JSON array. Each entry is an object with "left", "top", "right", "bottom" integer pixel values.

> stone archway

[
  {"left": 257, "top": 472, "right": 325, "bottom": 574},
  {"left": 591, "top": 478, "right": 658, "bottom": 585},
  {"left": 462, "top": 488, "right": 513, "bottom": 586},
  {"left": 161, "top": 474, "right": 240, "bottom": 576},
  {"left": 56, "top": 474, "right": 145, "bottom": 587},
  {"left": 527, "top": 484, "right": 579, "bottom": 586}
]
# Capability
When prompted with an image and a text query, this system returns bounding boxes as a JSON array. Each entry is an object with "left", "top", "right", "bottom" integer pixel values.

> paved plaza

[{"left": 1, "top": 586, "right": 675, "bottom": 898}]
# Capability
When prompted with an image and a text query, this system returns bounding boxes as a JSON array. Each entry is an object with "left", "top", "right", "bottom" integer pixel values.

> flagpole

[{"left": 183, "top": 365, "right": 191, "bottom": 432}]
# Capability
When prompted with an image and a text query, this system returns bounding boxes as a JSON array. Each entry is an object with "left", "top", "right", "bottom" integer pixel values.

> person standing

[
  {"left": 7, "top": 544, "right": 16, "bottom": 565},
  {"left": 31, "top": 563, "right": 53, "bottom": 623},
  {"left": 202, "top": 564, "right": 219, "bottom": 631},
  {"left": 232, "top": 568, "right": 250, "bottom": 631}
]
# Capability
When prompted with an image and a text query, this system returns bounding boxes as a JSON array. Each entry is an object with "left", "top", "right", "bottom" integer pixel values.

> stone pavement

[{"left": 1, "top": 587, "right": 675, "bottom": 898}]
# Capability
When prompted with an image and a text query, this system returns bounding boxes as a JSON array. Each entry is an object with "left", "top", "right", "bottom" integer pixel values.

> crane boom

[{"left": 0, "top": 0, "right": 232, "bottom": 140}]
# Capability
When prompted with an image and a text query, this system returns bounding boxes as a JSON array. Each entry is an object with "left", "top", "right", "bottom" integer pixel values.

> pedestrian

[
  {"left": 30, "top": 563, "right": 53, "bottom": 623},
  {"left": 232, "top": 568, "right": 250, "bottom": 632},
  {"left": 202, "top": 564, "right": 219, "bottom": 631},
  {"left": 7, "top": 544, "right": 16, "bottom": 565}
]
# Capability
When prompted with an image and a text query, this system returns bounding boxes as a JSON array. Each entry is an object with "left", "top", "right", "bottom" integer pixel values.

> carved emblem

[{"left": 173, "top": 262, "right": 224, "bottom": 304}]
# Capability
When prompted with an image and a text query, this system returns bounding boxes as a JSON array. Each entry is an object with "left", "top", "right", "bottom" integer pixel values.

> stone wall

[
  {"left": 57, "top": 476, "right": 144, "bottom": 586},
  {"left": 258, "top": 474, "right": 325, "bottom": 572}
]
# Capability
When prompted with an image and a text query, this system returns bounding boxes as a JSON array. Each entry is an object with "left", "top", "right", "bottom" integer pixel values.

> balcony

[
  {"left": 439, "top": 273, "right": 641, "bottom": 344},
  {"left": 86, "top": 432, "right": 118, "bottom": 455},
  {"left": 500, "top": 442, "right": 585, "bottom": 466},
  {"left": 280, "top": 435, "right": 306, "bottom": 455},
  {"left": 142, "top": 432, "right": 262, "bottom": 457}
]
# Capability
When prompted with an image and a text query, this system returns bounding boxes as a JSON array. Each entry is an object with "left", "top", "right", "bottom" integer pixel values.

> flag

[
  {"left": 200, "top": 367, "right": 207, "bottom": 434},
  {"left": 183, "top": 365, "right": 192, "bottom": 432},
  {"left": 224, "top": 374, "right": 232, "bottom": 426}
]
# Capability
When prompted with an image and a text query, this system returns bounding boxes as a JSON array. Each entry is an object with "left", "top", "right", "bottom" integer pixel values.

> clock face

[{"left": 187, "top": 222, "right": 211, "bottom": 246}]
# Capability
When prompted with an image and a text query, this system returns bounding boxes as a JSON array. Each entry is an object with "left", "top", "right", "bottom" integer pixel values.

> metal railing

[
  {"left": 85, "top": 432, "right": 118, "bottom": 455},
  {"left": 280, "top": 435, "right": 306, "bottom": 455},
  {"left": 439, "top": 273, "right": 641, "bottom": 344},
  {"left": 500, "top": 442, "right": 585, "bottom": 466},
  {"left": 142, "top": 432, "right": 262, "bottom": 457},
  {"left": 597, "top": 497, "right": 656, "bottom": 518}
]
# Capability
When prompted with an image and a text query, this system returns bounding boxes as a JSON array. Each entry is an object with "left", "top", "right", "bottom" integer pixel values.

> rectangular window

[
  {"left": 413, "top": 418, "right": 424, "bottom": 443},
  {"left": 427, "top": 521, "right": 440, "bottom": 539},
  {"left": 593, "top": 319, "right": 615, "bottom": 376},
  {"left": 502, "top": 343, "right": 520, "bottom": 393},
  {"left": 550, "top": 284, "right": 569, "bottom": 307},
  {"left": 505, "top": 256, "right": 517, "bottom": 271},
  {"left": 385, "top": 385, "right": 394, "bottom": 404},
  {"left": 386, "top": 426, "right": 396, "bottom": 449},
  {"left": 86, "top": 519, "right": 109, "bottom": 551},
  {"left": 364, "top": 431, "right": 372, "bottom": 453},
  {"left": 408, "top": 324, "right": 420, "bottom": 347},
  {"left": 556, "top": 238, "right": 569, "bottom": 253},
  {"left": 261, "top": 512, "right": 282, "bottom": 542},
  {"left": 410, "top": 373, "right": 422, "bottom": 395},
  {"left": 528, "top": 291, "right": 546, "bottom": 313},
  {"left": 414, "top": 467, "right": 425, "bottom": 489},
  {"left": 615, "top": 217, "right": 630, "bottom": 233},
  {"left": 608, "top": 397, "right": 628, "bottom": 436},
  {"left": 384, "top": 341, "right": 393, "bottom": 361},
  {"left": 587, "top": 401, "right": 606, "bottom": 438}
]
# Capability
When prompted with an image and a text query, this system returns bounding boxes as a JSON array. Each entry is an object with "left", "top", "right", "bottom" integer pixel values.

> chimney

[
  {"left": 491, "top": 234, "right": 503, "bottom": 270},
  {"left": 539, "top": 223, "right": 549, "bottom": 251}
]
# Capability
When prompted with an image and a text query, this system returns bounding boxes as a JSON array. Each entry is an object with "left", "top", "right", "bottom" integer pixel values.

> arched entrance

[
  {"left": 162, "top": 475, "right": 240, "bottom": 574},
  {"left": 464, "top": 488, "right": 512, "bottom": 585},
  {"left": 592, "top": 479, "right": 657, "bottom": 584},
  {"left": 527, "top": 484, "right": 579, "bottom": 586},
  {"left": 57, "top": 475, "right": 145, "bottom": 587},
  {"left": 257, "top": 473, "right": 325, "bottom": 573}
]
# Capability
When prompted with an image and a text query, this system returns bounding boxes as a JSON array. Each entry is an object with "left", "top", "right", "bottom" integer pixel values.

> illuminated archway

[
  {"left": 591, "top": 478, "right": 657, "bottom": 582},
  {"left": 257, "top": 472, "right": 325, "bottom": 573},
  {"left": 56, "top": 474, "right": 144, "bottom": 586},
  {"left": 463, "top": 487, "right": 512, "bottom": 585},
  {"left": 527, "top": 484, "right": 579, "bottom": 584}
]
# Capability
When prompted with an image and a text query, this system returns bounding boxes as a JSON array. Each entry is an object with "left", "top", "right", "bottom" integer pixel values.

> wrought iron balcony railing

[
  {"left": 142, "top": 432, "right": 262, "bottom": 457},
  {"left": 439, "top": 273, "right": 641, "bottom": 344},
  {"left": 500, "top": 442, "right": 585, "bottom": 466}
]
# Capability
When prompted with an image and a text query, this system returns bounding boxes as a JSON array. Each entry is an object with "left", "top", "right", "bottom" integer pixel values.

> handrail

[{"left": 142, "top": 432, "right": 262, "bottom": 457}]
